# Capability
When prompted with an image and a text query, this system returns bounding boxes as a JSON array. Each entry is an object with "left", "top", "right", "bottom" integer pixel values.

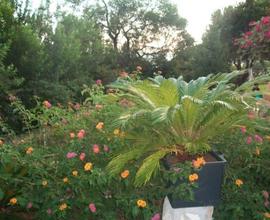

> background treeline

[{"left": 0, "top": 0, "right": 270, "bottom": 133}]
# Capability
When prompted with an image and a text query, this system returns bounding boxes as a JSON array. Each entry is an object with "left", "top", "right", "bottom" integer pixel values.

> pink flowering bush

[
  {"left": 234, "top": 16, "right": 270, "bottom": 62},
  {"left": 0, "top": 90, "right": 176, "bottom": 220}
]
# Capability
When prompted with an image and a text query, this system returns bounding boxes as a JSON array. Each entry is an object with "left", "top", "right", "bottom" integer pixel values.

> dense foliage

[{"left": 1, "top": 1, "right": 270, "bottom": 218}]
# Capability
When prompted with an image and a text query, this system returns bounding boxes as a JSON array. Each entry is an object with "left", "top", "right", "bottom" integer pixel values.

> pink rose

[
  {"left": 96, "top": 79, "right": 102, "bottom": 85},
  {"left": 240, "top": 126, "right": 246, "bottom": 134},
  {"left": 103, "top": 145, "right": 110, "bottom": 152},
  {"left": 66, "top": 152, "right": 77, "bottom": 159},
  {"left": 254, "top": 134, "right": 263, "bottom": 143},
  {"left": 77, "top": 129, "right": 85, "bottom": 139},
  {"left": 246, "top": 136, "right": 252, "bottom": 145},
  {"left": 79, "top": 152, "right": 86, "bottom": 161},
  {"left": 89, "top": 203, "right": 96, "bottom": 213},
  {"left": 151, "top": 213, "right": 160, "bottom": 220},
  {"left": 43, "top": 100, "right": 52, "bottom": 109},
  {"left": 93, "top": 144, "right": 100, "bottom": 154}
]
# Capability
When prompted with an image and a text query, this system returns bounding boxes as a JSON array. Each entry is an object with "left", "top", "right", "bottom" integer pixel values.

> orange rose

[
  {"left": 121, "top": 170, "right": 130, "bottom": 179},
  {"left": 189, "top": 173, "right": 199, "bottom": 182},
  {"left": 9, "top": 197, "right": 17, "bottom": 205},
  {"left": 26, "top": 147, "right": 33, "bottom": 154},
  {"left": 193, "top": 157, "right": 205, "bottom": 169},
  {"left": 235, "top": 179, "right": 243, "bottom": 187}
]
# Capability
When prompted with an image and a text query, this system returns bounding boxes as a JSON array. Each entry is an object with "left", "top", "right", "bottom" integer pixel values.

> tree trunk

[{"left": 248, "top": 67, "right": 254, "bottom": 81}]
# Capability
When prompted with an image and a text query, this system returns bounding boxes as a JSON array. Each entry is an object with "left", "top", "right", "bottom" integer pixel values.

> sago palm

[{"left": 106, "top": 72, "right": 266, "bottom": 186}]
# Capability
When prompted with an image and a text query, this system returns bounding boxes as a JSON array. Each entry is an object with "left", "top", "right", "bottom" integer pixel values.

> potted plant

[{"left": 106, "top": 72, "right": 264, "bottom": 208}]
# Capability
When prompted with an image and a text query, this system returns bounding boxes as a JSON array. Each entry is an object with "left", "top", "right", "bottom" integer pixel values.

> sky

[
  {"left": 31, "top": 0, "right": 245, "bottom": 43},
  {"left": 172, "top": 0, "right": 245, "bottom": 43}
]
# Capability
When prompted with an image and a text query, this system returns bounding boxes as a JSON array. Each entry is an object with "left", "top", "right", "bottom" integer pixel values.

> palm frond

[
  {"left": 134, "top": 149, "right": 170, "bottom": 186},
  {"left": 106, "top": 146, "right": 148, "bottom": 176}
]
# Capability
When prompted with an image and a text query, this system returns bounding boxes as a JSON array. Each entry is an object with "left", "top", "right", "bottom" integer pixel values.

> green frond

[
  {"left": 134, "top": 149, "right": 170, "bottom": 187},
  {"left": 106, "top": 146, "right": 148, "bottom": 176}
]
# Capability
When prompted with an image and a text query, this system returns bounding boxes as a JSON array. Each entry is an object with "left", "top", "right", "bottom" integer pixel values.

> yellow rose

[
  {"left": 137, "top": 199, "right": 147, "bottom": 208},
  {"left": 9, "top": 197, "right": 17, "bottom": 205},
  {"left": 96, "top": 122, "right": 104, "bottom": 130},
  {"left": 63, "top": 177, "right": 69, "bottom": 183},
  {"left": 72, "top": 170, "right": 78, "bottom": 176},
  {"left": 84, "top": 162, "right": 93, "bottom": 171},
  {"left": 113, "top": 129, "right": 120, "bottom": 136},
  {"left": 42, "top": 180, "right": 48, "bottom": 186},
  {"left": 59, "top": 203, "right": 67, "bottom": 211}
]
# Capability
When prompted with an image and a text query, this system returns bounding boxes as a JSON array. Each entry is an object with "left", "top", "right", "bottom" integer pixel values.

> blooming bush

[
  {"left": 234, "top": 16, "right": 270, "bottom": 62},
  {"left": 0, "top": 85, "right": 199, "bottom": 220},
  {"left": 213, "top": 112, "right": 270, "bottom": 220},
  {"left": 0, "top": 72, "right": 270, "bottom": 220}
]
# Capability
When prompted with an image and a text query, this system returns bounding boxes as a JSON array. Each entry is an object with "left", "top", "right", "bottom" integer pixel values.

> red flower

[
  {"left": 245, "top": 31, "right": 253, "bottom": 36},
  {"left": 255, "top": 24, "right": 262, "bottom": 32},
  {"left": 262, "top": 16, "right": 270, "bottom": 25},
  {"left": 246, "top": 40, "right": 253, "bottom": 47}
]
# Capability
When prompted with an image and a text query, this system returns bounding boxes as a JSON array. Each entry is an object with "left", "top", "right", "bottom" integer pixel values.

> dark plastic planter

[{"left": 168, "top": 151, "right": 226, "bottom": 208}]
